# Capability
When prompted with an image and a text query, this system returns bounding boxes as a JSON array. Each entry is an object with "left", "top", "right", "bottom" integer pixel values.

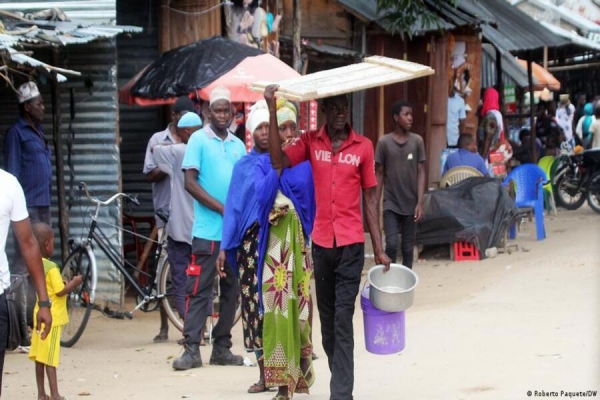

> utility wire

[{"left": 163, "top": 0, "right": 233, "bottom": 17}]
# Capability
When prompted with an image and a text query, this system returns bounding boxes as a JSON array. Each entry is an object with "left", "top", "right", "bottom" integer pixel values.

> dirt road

[{"left": 3, "top": 206, "right": 599, "bottom": 399}]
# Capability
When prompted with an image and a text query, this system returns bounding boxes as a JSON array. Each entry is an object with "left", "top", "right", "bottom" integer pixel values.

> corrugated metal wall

[
  {"left": 1, "top": 0, "right": 127, "bottom": 305},
  {"left": 57, "top": 40, "right": 122, "bottom": 304},
  {"left": 117, "top": 0, "right": 163, "bottom": 220},
  {"left": 481, "top": 47, "right": 523, "bottom": 89}
]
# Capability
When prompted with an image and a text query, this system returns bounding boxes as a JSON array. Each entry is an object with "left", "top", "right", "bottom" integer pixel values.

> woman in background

[{"left": 575, "top": 103, "right": 595, "bottom": 149}]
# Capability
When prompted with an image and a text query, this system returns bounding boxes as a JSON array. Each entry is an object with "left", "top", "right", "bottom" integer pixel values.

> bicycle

[{"left": 61, "top": 182, "right": 240, "bottom": 347}]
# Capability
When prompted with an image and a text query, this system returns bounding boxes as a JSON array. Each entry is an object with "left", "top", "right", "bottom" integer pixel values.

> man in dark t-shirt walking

[{"left": 375, "top": 99, "right": 426, "bottom": 269}]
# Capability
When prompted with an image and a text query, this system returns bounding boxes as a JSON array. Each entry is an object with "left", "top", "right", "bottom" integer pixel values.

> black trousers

[
  {"left": 166, "top": 237, "right": 191, "bottom": 319},
  {"left": 0, "top": 292, "right": 8, "bottom": 396},
  {"left": 383, "top": 209, "right": 417, "bottom": 269},
  {"left": 182, "top": 238, "right": 239, "bottom": 348},
  {"left": 312, "top": 242, "right": 364, "bottom": 400}
]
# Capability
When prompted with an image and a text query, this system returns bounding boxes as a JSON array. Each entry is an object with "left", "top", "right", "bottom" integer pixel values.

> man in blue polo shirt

[
  {"left": 173, "top": 86, "right": 246, "bottom": 370},
  {"left": 442, "top": 133, "right": 489, "bottom": 176},
  {"left": 4, "top": 82, "right": 52, "bottom": 275}
]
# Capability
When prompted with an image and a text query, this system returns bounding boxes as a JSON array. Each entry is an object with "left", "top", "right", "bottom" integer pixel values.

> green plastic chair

[{"left": 537, "top": 156, "right": 557, "bottom": 215}]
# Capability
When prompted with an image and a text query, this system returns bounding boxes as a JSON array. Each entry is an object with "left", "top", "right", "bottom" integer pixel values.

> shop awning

[{"left": 516, "top": 59, "right": 561, "bottom": 91}]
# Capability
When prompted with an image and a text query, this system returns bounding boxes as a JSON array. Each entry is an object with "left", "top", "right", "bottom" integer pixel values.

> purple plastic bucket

[{"left": 361, "top": 286, "right": 405, "bottom": 355}]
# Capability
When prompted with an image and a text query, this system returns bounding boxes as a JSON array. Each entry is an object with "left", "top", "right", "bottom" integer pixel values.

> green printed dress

[{"left": 262, "top": 192, "right": 314, "bottom": 396}]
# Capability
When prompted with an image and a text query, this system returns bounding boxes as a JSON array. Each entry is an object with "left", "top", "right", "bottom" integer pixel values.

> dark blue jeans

[
  {"left": 312, "top": 242, "right": 364, "bottom": 400},
  {"left": 383, "top": 209, "right": 417, "bottom": 269}
]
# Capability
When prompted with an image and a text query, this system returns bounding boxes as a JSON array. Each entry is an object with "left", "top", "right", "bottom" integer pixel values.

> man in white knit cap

[{"left": 174, "top": 86, "right": 246, "bottom": 370}]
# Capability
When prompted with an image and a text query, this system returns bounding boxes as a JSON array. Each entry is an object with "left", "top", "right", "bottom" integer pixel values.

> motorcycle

[{"left": 554, "top": 149, "right": 600, "bottom": 213}]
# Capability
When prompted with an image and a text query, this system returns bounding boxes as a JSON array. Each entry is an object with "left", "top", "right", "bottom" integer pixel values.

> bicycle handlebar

[{"left": 79, "top": 182, "right": 140, "bottom": 207}]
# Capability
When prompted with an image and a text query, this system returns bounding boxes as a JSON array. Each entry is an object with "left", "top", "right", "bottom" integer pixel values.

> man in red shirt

[{"left": 265, "top": 85, "right": 390, "bottom": 400}]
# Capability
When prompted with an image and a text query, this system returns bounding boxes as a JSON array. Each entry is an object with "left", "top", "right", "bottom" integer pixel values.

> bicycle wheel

[
  {"left": 60, "top": 247, "right": 94, "bottom": 347},
  {"left": 157, "top": 259, "right": 184, "bottom": 332}
]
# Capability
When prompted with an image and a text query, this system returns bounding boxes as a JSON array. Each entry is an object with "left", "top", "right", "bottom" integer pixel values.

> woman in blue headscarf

[
  {"left": 256, "top": 96, "right": 316, "bottom": 400},
  {"left": 576, "top": 103, "right": 596, "bottom": 149}
]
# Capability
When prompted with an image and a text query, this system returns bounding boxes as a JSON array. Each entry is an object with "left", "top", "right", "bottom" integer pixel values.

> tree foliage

[{"left": 376, "top": 0, "right": 456, "bottom": 38}]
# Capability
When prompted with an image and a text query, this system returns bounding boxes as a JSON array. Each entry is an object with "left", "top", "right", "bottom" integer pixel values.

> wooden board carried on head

[{"left": 249, "top": 55, "right": 435, "bottom": 102}]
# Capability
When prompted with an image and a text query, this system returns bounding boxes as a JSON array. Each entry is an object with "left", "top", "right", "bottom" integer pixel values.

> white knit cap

[
  {"left": 209, "top": 85, "right": 231, "bottom": 105},
  {"left": 247, "top": 100, "right": 270, "bottom": 134},
  {"left": 17, "top": 82, "right": 40, "bottom": 103}
]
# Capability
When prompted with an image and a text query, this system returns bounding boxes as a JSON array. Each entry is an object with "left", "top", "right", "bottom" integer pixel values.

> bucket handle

[{"left": 360, "top": 279, "right": 371, "bottom": 295}]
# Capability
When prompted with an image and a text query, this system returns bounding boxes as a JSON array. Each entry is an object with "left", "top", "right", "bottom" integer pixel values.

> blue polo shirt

[
  {"left": 182, "top": 125, "right": 245, "bottom": 241},
  {"left": 4, "top": 117, "right": 52, "bottom": 207},
  {"left": 442, "top": 148, "right": 488, "bottom": 176}
]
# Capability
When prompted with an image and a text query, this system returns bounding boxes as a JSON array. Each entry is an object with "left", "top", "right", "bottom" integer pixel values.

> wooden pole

[
  {"left": 495, "top": 45, "right": 504, "bottom": 111},
  {"left": 378, "top": 37, "right": 385, "bottom": 138},
  {"left": 527, "top": 51, "right": 538, "bottom": 163},
  {"left": 292, "top": 0, "right": 302, "bottom": 72},
  {"left": 51, "top": 50, "right": 69, "bottom": 263}
]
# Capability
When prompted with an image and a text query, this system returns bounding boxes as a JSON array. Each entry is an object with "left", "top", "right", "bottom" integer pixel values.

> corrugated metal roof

[
  {"left": 540, "top": 20, "right": 600, "bottom": 50},
  {"left": 336, "top": 0, "right": 573, "bottom": 53},
  {"left": 0, "top": 4, "right": 141, "bottom": 73},
  {"left": 513, "top": 0, "right": 600, "bottom": 33},
  {"left": 0, "top": 0, "right": 142, "bottom": 47},
  {"left": 335, "top": 0, "right": 457, "bottom": 33},
  {"left": 2, "top": 46, "right": 70, "bottom": 81},
  {"left": 0, "top": 20, "right": 142, "bottom": 47},
  {"left": 0, "top": 1, "right": 117, "bottom": 25},
  {"left": 460, "top": 0, "right": 570, "bottom": 52},
  {"left": 335, "top": 0, "right": 380, "bottom": 22}
]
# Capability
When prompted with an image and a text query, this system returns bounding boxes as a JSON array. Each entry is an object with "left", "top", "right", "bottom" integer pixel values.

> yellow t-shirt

[{"left": 33, "top": 258, "right": 69, "bottom": 327}]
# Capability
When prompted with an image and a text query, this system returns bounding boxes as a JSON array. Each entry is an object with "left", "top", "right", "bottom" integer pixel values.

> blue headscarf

[
  {"left": 221, "top": 148, "right": 262, "bottom": 273},
  {"left": 582, "top": 103, "right": 594, "bottom": 139},
  {"left": 255, "top": 154, "right": 315, "bottom": 308}
]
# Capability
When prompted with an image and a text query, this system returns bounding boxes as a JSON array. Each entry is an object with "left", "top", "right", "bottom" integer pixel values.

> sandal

[
  {"left": 271, "top": 396, "right": 288, "bottom": 400},
  {"left": 247, "top": 382, "right": 268, "bottom": 394},
  {"left": 153, "top": 333, "right": 168, "bottom": 343}
]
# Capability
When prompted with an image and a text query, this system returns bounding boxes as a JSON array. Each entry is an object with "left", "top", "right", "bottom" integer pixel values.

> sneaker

[
  {"left": 209, "top": 346, "right": 243, "bottom": 366},
  {"left": 17, "top": 345, "right": 30, "bottom": 353}
]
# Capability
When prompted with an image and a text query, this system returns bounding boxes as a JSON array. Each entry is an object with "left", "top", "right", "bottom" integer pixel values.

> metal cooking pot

[{"left": 367, "top": 264, "right": 418, "bottom": 312}]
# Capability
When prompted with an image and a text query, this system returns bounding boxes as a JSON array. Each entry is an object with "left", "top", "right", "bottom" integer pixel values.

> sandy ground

[{"left": 2, "top": 205, "right": 599, "bottom": 400}]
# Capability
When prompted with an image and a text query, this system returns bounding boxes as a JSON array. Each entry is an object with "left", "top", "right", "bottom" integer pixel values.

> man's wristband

[{"left": 38, "top": 300, "right": 52, "bottom": 308}]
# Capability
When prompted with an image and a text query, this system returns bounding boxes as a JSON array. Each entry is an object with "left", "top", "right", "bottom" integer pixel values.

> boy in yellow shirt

[{"left": 29, "top": 223, "right": 82, "bottom": 400}]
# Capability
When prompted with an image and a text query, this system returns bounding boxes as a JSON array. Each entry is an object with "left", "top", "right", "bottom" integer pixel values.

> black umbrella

[{"left": 128, "top": 36, "right": 264, "bottom": 101}]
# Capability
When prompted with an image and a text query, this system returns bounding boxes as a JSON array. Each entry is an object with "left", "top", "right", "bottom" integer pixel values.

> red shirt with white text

[{"left": 284, "top": 124, "right": 377, "bottom": 248}]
